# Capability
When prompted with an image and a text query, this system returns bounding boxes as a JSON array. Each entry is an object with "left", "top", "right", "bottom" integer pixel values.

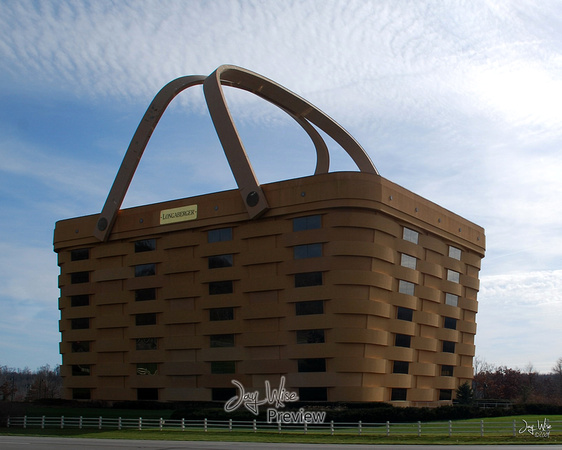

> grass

[{"left": 1, "top": 414, "right": 561, "bottom": 445}]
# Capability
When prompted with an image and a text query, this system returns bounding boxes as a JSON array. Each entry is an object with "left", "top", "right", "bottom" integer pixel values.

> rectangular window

[
  {"left": 400, "top": 254, "right": 417, "bottom": 269},
  {"left": 445, "top": 293, "right": 459, "bottom": 307},
  {"left": 294, "top": 243, "right": 322, "bottom": 259},
  {"left": 70, "top": 295, "right": 89, "bottom": 307},
  {"left": 136, "top": 337, "right": 158, "bottom": 351},
  {"left": 441, "top": 365, "right": 454, "bottom": 377},
  {"left": 395, "top": 334, "right": 411, "bottom": 348},
  {"left": 403, "top": 227, "right": 419, "bottom": 244},
  {"left": 295, "top": 272, "right": 323, "bottom": 287},
  {"left": 137, "top": 363, "right": 158, "bottom": 375},
  {"left": 208, "top": 254, "right": 233, "bottom": 269},
  {"left": 135, "top": 288, "right": 156, "bottom": 302},
  {"left": 137, "top": 388, "right": 158, "bottom": 401},
  {"left": 392, "top": 361, "right": 409, "bottom": 374},
  {"left": 449, "top": 246, "right": 462, "bottom": 260},
  {"left": 444, "top": 317, "right": 457, "bottom": 330},
  {"left": 212, "top": 387, "right": 236, "bottom": 401},
  {"left": 71, "top": 341, "right": 90, "bottom": 353},
  {"left": 208, "top": 227, "right": 232, "bottom": 243},
  {"left": 391, "top": 388, "right": 407, "bottom": 401},
  {"left": 134, "top": 239, "right": 156, "bottom": 253},
  {"left": 293, "top": 215, "right": 321, "bottom": 231},
  {"left": 210, "top": 334, "right": 235, "bottom": 348},
  {"left": 297, "top": 358, "right": 326, "bottom": 372},
  {"left": 295, "top": 300, "right": 324, "bottom": 316},
  {"left": 211, "top": 361, "right": 236, "bottom": 374},
  {"left": 135, "top": 313, "right": 156, "bottom": 326},
  {"left": 70, "top": 271, "right": 89, "bottom": 284},
  {"left": 71, "top": 318, "right": 89, "bottom": 330},
  {"left": 72, "top": 365, "right": 90, "bottom": 376},
  {"left": 135, "top": 263, "right": 156, "bottom": 277},
  {"left": 72, "top": 388, "right": 91, "bottom": 400},
  {"left": 209, "top": 307, "right": 234, "bottom": 321},
  {"left": 447, "top": 269, "right": 460, "bottom": 283},
  {"left": 442, "top": 341, "right": 456, "bottom": 353},
  {"left": 296, "top": 329, "right": 325, "bottom": 344},
  {"left": 209, "top": 280, "right": 233, "bottom": 295},
  {"left": 439, "top": 389, "right": 452, "bottom": 401},
  {"left": 398, "top": 280, "right": 415, "bottom": 296},
  {"left": 397, "top": 307, "right": 413, "bottom": 321},
  {"left": 299, "top": 387, "right": 328, "bottom": 401},
  {"left": 70, "top": 248, "right": 89, "bottom": 261}
]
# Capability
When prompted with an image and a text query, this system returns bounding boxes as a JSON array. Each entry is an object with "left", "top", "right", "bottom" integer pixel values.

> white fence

[{"left": 5, "top": 415, "right": 558, "bottom": 437}]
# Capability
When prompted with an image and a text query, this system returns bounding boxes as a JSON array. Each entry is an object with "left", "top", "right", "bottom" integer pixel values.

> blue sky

[{"left": 1, "top": 0, "right": 561, "bottom": 373}]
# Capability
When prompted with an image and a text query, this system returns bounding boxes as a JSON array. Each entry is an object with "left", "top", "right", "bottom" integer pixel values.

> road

[{"left": 1, "top": 437, "right": 562, "bottom": 450}]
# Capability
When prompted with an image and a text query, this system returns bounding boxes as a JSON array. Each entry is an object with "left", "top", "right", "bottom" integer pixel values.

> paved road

[{"left": 1, "top": 437, "right": 562, "bottom": 450}]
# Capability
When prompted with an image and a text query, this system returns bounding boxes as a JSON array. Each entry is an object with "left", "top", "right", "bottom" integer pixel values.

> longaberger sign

[{"left": 160, "top": 205, "right": 197, "bottom": 225}]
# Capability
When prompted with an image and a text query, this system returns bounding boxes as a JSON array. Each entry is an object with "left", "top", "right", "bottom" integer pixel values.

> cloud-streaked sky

[{"left": 1, "top": 0, "right": 561, "bottom": 373}]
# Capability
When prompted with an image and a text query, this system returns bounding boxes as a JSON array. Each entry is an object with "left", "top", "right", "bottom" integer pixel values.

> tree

[{"left": 455, "top": 381, "right": 474, "bottom": 405}]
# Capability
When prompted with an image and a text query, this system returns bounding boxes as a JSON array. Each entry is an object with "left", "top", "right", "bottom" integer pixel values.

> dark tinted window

[
  {"left": 442, "top": 341, "right": 456, "bottom": 353},
  {"left": 137, "top": 363, "right": 158, "bottom": 375},
  {"left": 208, "top": 254, "right": 233, "bottom": 269},
  {"left": 135, "top": 263, "right": 156, "bottom": 277},
  {"left": 295, "top": 300, "right": 324, "bottom": 316},
  {"left": 208, "top": 228, "right": 232, "bottom": 243},
  {"left": 391, "top": 388, "right": 407, "bottom": 401},
  {"left": 136, "top": 337, "right": 158, "bottom": 350},
  {"left": 71, "top": 318, "right": 89, "bottom": 330},
  {"left": 71, "top": 295, "right": 89, "bottom": 307},
  {"left": 70, "top": 272, "right": 89, "bottom": 284},
  {"left": 393, "top": 361, "right": 409, "bottom": 374},
  {"left": 212, "top": 387, "right": 236, "bottom": 401},
  {"left": 444, "top": 317, "right": 457, "bottom": 330},
  {"left": 439, "top": 389, "right": 452, "bottom": 401},
  {"left": 211, "top": 361, "right": 236, "bottom": 374},
  {"left": 137, "top": 388, "right": 158, "bottom": 401},
  {"left": 134, "top": 239, "right": 156, "bottom": 252},
  {"left": 294, "top": 243, "right": 322, "bottom": 259},
  {"left": 299, "top": 387, "right": 327, "bottom": 401},
  {"left": 70, "top": 248, "right": 89, "bottom": 261},
  {"left": 72, "top": 365, "right": 90, "bottom": 376},
  {"left": 293, "top": 215, "right": 321, "bottom": 231},
  {"left": 71, "top": 341, "right": 90, "bottom": 352},
  {"left": 397, "top": 307, "right": 413, "bottom": 321},
  {"left": 441, "top": 365, "right": 454, "bottom": 377},
  {"left": 135, "top": 288, "right": 156, "bottom": 302},
  {"left": 295, "top": 272, "right": 322, "bottom": 287},
  {"left": 296, "top": 329, "right": 325, "bottom": 344},
  {"left": 72, "top": 388, "right": 91, "bottom": 400},
  {"left": 209, "top": 307, "right": 234, "bottom": 321},
  {"left": 210, "top": 334, "right": 235, "bottom": 348},
  {"left": 297, "top": 358, "right": 326, "bottom": 372},
  {"left": 209, "top": 280, "right": 233, "bottom": 295},
  {"left": 395, "top": 334, "right": 411, "bottom": 348},
  {"left": 135, "top": 313, "right": 156, "bottom": 326}
]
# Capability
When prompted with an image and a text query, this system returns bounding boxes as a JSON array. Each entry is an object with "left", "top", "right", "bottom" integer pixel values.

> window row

[
  {"left": 402, "top": 227, "right": 463, "bottom": 261},
  {"left": 391, "top": 388, "right": 452, "bottom": 401}
]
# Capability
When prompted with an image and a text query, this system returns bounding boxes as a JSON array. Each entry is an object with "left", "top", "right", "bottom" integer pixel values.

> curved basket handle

[
  {"left": 204, "top": 65, "right": 378, "bottom": 218},
  {"left": 94, "top": 70, "right": 339, "bottom": 241}
]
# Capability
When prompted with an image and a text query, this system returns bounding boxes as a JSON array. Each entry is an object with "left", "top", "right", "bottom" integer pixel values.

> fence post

[
  {"left": 6, "top": 416, "right": 10, "bottom": 428},
  {"left": 41, "top": 415, "right": 45, "bottom": 429},
  {"left": 23, "top": 416, "right": 27, "bottom": 429},
  {"left": 118, "top": 417, "right": 122, "bottom": 430},
  {"left": 480, "top": 419, "right": 484, "bottom": 437},
  {"left": 358, "top": 420, "right": 362, "bottom": 436},
  {"left": 181, "top": 417, "right": 185, "bottom": 431},
  {"left": 448, "top": 419, "right": 452, "bottom": 437},
  {"left": 228, "top": 418, "right": 232, "bottom": 432},
  {"left": 138, "top": 417, "right": 142, "bottom": 431},
  {"left": 159, "top": 417, "right": 163, "bottom": 431},
  {"left": 304, "top": 420, "right": 307, "bottom": 434},
  {"left": 386, "top": 421, "right": 390, "bottom": 436},
  {"left": 512, "top": 419, "right": 516, "bottom": 437},
  {"left": 417, "top": 421, "right": 421, "bottom": 437},
  {"left": 253, "top": 419, "right": 257, "bottom": 433},
  {"left": 330, "top": 420, "right": 334, "bottom": 436},
  {"left": 61, "top": 416, "right": 65, "bottom": 429},
  {"left": 98, "top": 416, "right": 102, "bottom": 430},
  {"left": 79, "top": 416, "right": 83, "bottom": 430},
  {"left": 204, "top": 418, "right": 207, "bottom": 432}
]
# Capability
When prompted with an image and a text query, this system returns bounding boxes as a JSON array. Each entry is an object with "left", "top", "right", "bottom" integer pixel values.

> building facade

[{"left": 54, "top": 171, "right": 485, "bottom": 406}]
